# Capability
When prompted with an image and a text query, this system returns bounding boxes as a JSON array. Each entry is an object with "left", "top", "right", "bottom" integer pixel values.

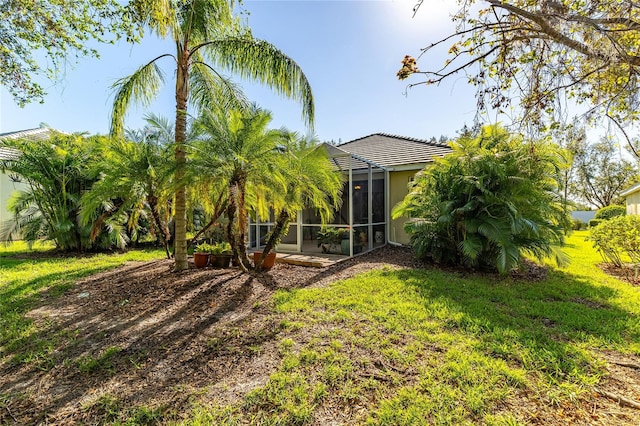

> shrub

[
  {"left": 595, "top": 205, "right": 626, "bottom": 220},
  {"left": 1, "top": 132, "right": 117, "bottom": 251},
  {"left": 588, "top": 219, "right": 602, "bottom": 228},
  {"left": 393, "top": 125, "right": 569, "bottom": 274},
  {"left": 572, "top": 219, "right": 586, "bottom": 231},
  {"left": 590, "top": 215, "right": 640, "bottom": 267},
  {"left": 195, "top": 241, "right": 232, "bottom": 255}
]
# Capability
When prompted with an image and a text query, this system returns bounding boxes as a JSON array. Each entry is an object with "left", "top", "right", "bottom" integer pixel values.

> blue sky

[{"left": 0, "top": 0, "right": 481, "bottom": 143}]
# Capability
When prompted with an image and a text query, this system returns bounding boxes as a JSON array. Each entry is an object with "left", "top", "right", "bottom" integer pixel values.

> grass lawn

[
  {"left": 1, "top": 233, "right": 639, "bottom": 425},
  {"left": 188, "top": 231, "right": 640, "bottom": 425}
]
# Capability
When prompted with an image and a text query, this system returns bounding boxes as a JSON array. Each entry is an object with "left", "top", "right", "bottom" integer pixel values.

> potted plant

[
  {"left": 252, "top": 250, "right": 277, "bottom": 270},
  {"left": 253, "top": 229, "right": 280, "bottom": 271},
  {"left": 317, "top": 227, "right": 351, "bottom": 254},
  {"left": 194, "top": 242, "right": 214, "bottom": 268},
  {"left": 209, "top": 241, "right": 233, "bottom": 268},
  {"left": 317, "top": 227, "right": 341, "bottom": 253}
]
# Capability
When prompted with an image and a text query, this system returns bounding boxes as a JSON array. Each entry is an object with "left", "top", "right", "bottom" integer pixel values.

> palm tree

[
  {"left": 193, "top": 106, "right": 285, "bottom": 271},
  {"left": 110, "top": 0, "right": 314, "bottom": 271},
  {"left": 80, "top": 115, "right": 175, "bottom": 258},
  {"left": 257, "top": 132, "right": 343, "bottom": 271}
]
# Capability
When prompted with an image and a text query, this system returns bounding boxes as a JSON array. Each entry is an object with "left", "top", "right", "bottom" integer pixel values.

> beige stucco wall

[
  {"left": 626, "top": 190, "right": 640, "bottom": 215},
  {"left": 389, "top": 169, "right": 420, "bottom": 245}
]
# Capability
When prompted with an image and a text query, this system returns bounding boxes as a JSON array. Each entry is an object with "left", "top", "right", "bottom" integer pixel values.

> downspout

[
  {"left": 385, "top": 169, "right": 391, "bottom": 244},
  {"left": 296, "top": 210, "right": 302, "bottom": 253},
  {"left": 349, "top": 154, "right": 353, "bottom": 257},
  {"left": 368, "top": 164, "right": 373, "bottom": 251}
]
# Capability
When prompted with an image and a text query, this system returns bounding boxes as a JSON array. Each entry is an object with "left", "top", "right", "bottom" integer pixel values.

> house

[
  {"left": 621, "top": 182, "right": 640, "bottom": 215},
  {"left": 2, "top": 129, "right": 452, "bottom": 255},
  {"left": 248, "top": 133, "right": 452, "bottom": 256},
  {"left": 0, "top": 127, "right": 54, "bottom": 234}
]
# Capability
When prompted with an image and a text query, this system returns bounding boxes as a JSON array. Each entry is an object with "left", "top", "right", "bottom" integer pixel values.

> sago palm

[{"left": 110, "top": 0, "right": 314, "bottom": 270}]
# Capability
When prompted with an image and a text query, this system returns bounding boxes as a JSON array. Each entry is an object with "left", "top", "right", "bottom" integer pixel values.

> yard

[{"left": 1, "top": 231, "right": 639, "bottom": 425}]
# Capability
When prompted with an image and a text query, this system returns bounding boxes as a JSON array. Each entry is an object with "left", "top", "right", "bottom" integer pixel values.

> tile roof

[
  {"left": 321, "top": 144, "right": 377, "bottom": 172},
  {"left": 0, "top": 127, "right": 53, "bottom": 141},
  {"left": 0, "top": 128, "right": 55, "bottom": 160},
  {"left": 0, "top": 147, "right": 20, "bottom": 161},
  {"left": 335, "top": 133, "right": 451, "bottom": 169}
]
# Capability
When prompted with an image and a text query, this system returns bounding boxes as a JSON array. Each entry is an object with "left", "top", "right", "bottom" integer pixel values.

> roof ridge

[
  {"left": 0, "top": 127, "right": 52, "bottom": 140},
  {"left": 376, "top": 132, "right": 449, "bottom": 147},
  {"left": 336, "top": 133, "right": 376, "bottom": 146},
  {"left": 338, "top": 132, "right": 449, "bottom": 147}
]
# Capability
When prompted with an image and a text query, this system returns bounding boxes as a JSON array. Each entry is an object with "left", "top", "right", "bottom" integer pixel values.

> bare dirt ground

[
  {"left": 1, "top": 246, "right": 639, "bottom": 425},
  {"left": 600, "top": 263, "right": 640, "bottom": 287}
]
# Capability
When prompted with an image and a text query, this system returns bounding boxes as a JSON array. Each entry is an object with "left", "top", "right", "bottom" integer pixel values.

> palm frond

[
  {"left": 110, "top": 58, "right": 170, "bottom": 138},
  {"left": 495, "top": 244, "right": 520, "bottom": 274},
  {"left": 179, "top": 0, "right": 236, "bottom": 42},
  {"left": 202, "top": 37, "right": 314, "bottom": 128},
  {"left": 459, "top": 235, "right": 483, "bottom": 261},
  {"left": 189, "top": 59, "right": 248, "bottom": 115}
]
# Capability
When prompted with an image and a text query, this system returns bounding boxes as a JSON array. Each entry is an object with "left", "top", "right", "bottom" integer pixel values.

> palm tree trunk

[
  {"left": 236, "top": 179, "right": 252, "bottom": 270},
  {"left": 88, "top": 200, "right": 124, "bottom": 243},
  {"left": 147, "top": 194, "right": 171, "bottom": 259},
  {"left": 173, "top": 50, "right": 190, "bottom": 271},
  {"left": 228, "top": 177, "right": 252, "bottom": 271},
  {"left": 256, "top": 210, "right": 289, "bottom": 271},
  {"left": 227, "top": 183, "right": 245, "bottom": 272},
  {"left": 187, "top": 192, "right": 228, "bottom": 250}
]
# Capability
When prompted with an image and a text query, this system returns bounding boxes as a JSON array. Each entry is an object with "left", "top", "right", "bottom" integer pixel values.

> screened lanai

[{"left": 248, "top": 143, "right": 388, "bottom": 257}]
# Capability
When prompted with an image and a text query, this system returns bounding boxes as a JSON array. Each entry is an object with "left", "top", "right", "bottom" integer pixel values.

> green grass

[
  {"left": 183, "top": 231, "right": 640, "bottom": 425},
  {"left": 0, "top": 241, "right": 165, "bottom": 368},
  {"left": 81, "top": 393, "right": 167, "bottom": 425},
  {"left": 2, "top": 234, "right": 640, "bottom": 425},
  {"left": 77, "top": 345, "right": 123, "bottom": 374}
]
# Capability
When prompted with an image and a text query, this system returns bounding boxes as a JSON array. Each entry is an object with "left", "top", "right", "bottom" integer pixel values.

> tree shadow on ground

[
  {"left": 4, "top": 245, "right": 634, "bottom": 424},
  {"left": 0, "top": 247, "right": 417, "bottom": 424}
]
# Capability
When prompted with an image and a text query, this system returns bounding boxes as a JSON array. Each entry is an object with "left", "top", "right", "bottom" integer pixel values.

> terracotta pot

[
  {"left": 210, "top": 254, "right": 232, "bottom": 268},
  {"left": 193, "top": 252, "right": 209, "bottom": 268},
  {"left": 253, "top": 251, "right": 277, "bottom": 270}
]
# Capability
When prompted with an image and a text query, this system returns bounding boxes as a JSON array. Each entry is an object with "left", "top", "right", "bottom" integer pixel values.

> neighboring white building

[
  {"left": 0, "top": 127, "right": 54, "bottom": 236},
  {"left": 570, "top": 210, "right": 596, "bottom": 223},
  {"left": 621, "top": 182, "right": 640, "bottom": 215}
]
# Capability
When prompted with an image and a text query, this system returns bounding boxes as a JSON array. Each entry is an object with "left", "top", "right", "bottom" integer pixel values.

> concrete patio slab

[{"left": 271, "top": 251, "right": 347, "bottom": 268}]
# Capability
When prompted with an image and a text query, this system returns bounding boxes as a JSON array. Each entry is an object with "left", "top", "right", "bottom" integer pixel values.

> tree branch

[
  {"left": 606, "top": 112, "right": 640, "bottom": 158},
  {"left": 594, "top": 387, "right": 640, "bottom": 410},
  {"left": 486, "top": 0, "right": 616, "bottom": 64},
  {"left": 412, "top": 45, "right": 502, "bottom": 87}
]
